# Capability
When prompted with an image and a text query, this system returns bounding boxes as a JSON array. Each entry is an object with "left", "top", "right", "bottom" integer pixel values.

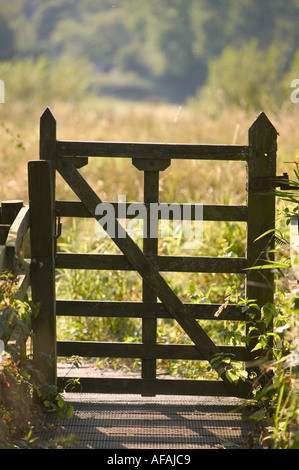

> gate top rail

[{"left": 57, "top": 140, "right": 250, "bottom": 161}]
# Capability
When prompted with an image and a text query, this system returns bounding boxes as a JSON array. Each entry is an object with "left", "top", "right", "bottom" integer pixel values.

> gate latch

[{"left": 250, "top": 172, "right": 299, "bottom": 191}]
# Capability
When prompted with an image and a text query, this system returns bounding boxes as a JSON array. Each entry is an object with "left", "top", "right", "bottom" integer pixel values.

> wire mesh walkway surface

[{"left": 39, "top": 392, "right": 262, "bottom": 450}]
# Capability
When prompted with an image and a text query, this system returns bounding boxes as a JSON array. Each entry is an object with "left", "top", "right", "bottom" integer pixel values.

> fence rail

[{"left": 57, "top": 140, "right": 250, "bottom": 160}]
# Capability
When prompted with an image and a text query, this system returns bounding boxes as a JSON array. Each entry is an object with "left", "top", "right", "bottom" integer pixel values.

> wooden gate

[{"left": 28, "top": 108, "right": 278, "bottom": 399}]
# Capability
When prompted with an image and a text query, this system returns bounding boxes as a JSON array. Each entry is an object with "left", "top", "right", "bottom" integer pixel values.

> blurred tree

[
  {"left": 192, "top": 40, "right": 283, "bottom": 111},
  {"left": 50, "top": 9, "right": 130, "bottom": 68},
  {"left": 190, "top": 0, "right": 231, "bottom": 60},
  {"left": 271, "top": 0, "right": 299, "bottom": 72},
  {"left": 227, "top": 0, "right": 275, "bottom": 48},
  {"left": 122, "top": 0, "right": 207, "bottom": 94},
  {"left": 33, "top": 0, "right": 78, "bottom": 41},
  {"left": 1, "top": 0, "right": 299, "bottom": 102},
  {"left": 0, "top": 14, "right": 16, "bottom": 60}
]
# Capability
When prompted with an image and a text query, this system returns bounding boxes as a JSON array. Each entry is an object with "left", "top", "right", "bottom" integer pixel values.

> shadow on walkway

[{"left": 38, "top": 394, "right": 262, "bottom": 449}]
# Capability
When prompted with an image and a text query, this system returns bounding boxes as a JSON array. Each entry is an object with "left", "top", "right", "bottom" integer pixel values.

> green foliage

[
  {"left": 0, "top": 56, "right": 94, "bottom": 105},
  {"left": 0, "top": 273, "right": 73, "bottom": 448},
  {"left": 190, "top": 40, "right": 286, "bottom": 112},
  {"left": 1, "top": 0, "right": 299, "bottom": 101},
  {"left": 244, "top": 291, "right": 299, "bottom": 449},
  {"left": 238, "top": 165, "right": 299, "bottom": 449}
]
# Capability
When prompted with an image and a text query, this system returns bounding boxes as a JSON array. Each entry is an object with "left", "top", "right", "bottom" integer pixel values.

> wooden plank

[
  {"left": 142, "top": 170, "right": 159, "bottom": 383},
  {"left": 57, "top": 140, "right": 249, "bottom": 161},
  {"left": 152, "top": 255, "right": 246, "bottom": 273},
  {"left": 57, "top": 340, "right": 247, "bottom": 361},
  {"left": 56, "top": 252, "right": 247, "bottom": 273},
  {"left": 28, "top": 160, "right": 57, "bottom": 387},
  {"left": 40, "top": 107, "right": 57, "bottom": 201},
  {"left": 56, "top": 300, "right": 245, "bottom": 321},
  {"left": 57, "top": 376, "right": 245, "bottom": 397},
  {"left": 56, "top": 200, "right": 248, "bottom": 222},
  {"left": 5, "top": 206, "right": 30, "bottom": 271},
  {"left": 13, "top": 261, "right": 30, "bottom": 301},
  {"left": 246, "top": 112, "right": 277, "bottom": 367},
  {"left": 57, "top": 157, "right": 250, "bottom": 397}
]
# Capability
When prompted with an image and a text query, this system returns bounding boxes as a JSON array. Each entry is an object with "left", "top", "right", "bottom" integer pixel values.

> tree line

[{"left": 1, "top": 0, "right": 299, "bottom": 105}]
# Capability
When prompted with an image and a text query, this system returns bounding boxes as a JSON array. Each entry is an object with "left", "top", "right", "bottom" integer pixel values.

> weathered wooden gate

[{"left": 28, "top": 108, "right": 278, "bottom": 399}]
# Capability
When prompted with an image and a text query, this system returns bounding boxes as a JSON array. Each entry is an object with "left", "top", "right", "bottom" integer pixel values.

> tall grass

[{"left": 1, "top": 58, "right": 298, "bottom": 203}]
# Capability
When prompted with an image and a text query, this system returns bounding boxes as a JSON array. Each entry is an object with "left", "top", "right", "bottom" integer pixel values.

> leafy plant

[
  {"left": 0, "top": 273, "right": 74, "bottom": 448},
  {"left": 239, "top": 164, "right": 299, "bottom": 449}
]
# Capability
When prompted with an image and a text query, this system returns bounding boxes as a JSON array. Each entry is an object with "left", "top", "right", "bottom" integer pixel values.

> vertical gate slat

[{"left": 142, "top": 170, "right": 159, "bottom": 387}]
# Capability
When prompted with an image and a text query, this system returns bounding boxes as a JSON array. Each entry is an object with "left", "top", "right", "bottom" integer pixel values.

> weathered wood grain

[
  {"left": 57, "top": 140, "right": 249, "bottom": 161},
  {"left": 56, "top": 300, "right": 245, "bottom": 321},
  {"left": 55, "top": 252, "right": 247, "bottom": 273},
  {"left": 57, "top": 340, "right": 246, "bottom": 361},
  {"left": 246, "top": 112, "right": 277, "bottom": 366},
  {"left": 5, "top": 206, "right": 30, "bottom": 271},
  {"left": 28, "top": 160, "right": 56, "bottom": 386}
]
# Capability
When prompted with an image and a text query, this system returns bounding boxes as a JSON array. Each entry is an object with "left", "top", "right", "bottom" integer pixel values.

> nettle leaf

[
  {"left": 250, "top": 409, "right": 267, "bottom": 421},
  {"left": 261, "top": 303, "right": 275, "bottom": 327},
  {"left": 251, "top": 342, "right": 263, "bottom": 352},
  {"left": 225, "top": 369, "right": 239, "bottom": 384},
  {"left": 67, "top": 405, "right": 74, "bottom": 419},
  {"left": 57, "top": 395, "right": 65, "bottom": 409}
]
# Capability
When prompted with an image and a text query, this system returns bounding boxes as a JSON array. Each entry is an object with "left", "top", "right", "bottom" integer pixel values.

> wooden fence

[
  {"left": 24, "top": 108, "right": 281, "bottom": 399},
  {"left": 0, "top": 200, "right": 31, "bottom": 362}
]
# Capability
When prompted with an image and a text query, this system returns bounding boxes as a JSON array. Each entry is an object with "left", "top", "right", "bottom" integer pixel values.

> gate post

[
  {"left": 28, "top": 108, "right": 57, "bottom": 389},
  {"left": 246, "top": 112, "right": 277, "bottom": 375}
]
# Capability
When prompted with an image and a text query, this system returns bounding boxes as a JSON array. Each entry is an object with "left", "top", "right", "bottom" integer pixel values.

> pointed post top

[
  {"left": 40, "top": 107, "right": 57, "bottom": 161},
  {"left": 249, "top": 111, "right": 278, "bottom": 137},
  {"left": 40, "top": 107, "right": 56, "bottom": 123},
  {"left": 248, "top": 110, "right": 277, "bottom": 178}
]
